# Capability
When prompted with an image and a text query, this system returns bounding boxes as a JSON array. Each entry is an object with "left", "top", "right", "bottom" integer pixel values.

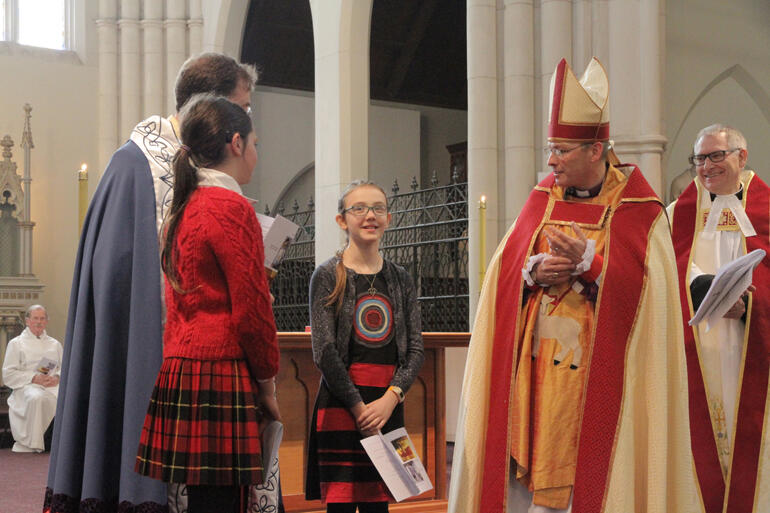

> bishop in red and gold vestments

[
  {"left": 669, "top": 124, "right": 770, "bottom": 513},
  {"left": 448, "top": 58, "right": 701, "bottom": 513}
]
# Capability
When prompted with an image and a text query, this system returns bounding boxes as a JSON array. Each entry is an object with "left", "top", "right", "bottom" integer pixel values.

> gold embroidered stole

[{"left": 510, "top": 166, "right": 626, "bottom": 509}]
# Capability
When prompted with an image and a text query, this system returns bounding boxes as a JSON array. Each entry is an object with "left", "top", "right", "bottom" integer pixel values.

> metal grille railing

[
  {"left": 267, "top": 172, "right": 469, "bottom": 332},
  {"left": 381, "top": 174, "right": 468, "bottom": 331},
  {"left": 266, "top": 198, "right": 315, "bottom": 331}
]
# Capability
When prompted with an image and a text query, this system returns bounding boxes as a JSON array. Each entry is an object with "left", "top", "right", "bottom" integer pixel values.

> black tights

[
  {"left": 326, "top": 502, "right": 389, "bottom": 513},
  {"left": 186, "top": 485, "right": 240, "bottom": 513}
]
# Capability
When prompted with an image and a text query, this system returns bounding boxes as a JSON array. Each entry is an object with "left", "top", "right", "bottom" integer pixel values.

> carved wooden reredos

[{"left": 0, "top": 104, "right": 44, "bottom": 387}]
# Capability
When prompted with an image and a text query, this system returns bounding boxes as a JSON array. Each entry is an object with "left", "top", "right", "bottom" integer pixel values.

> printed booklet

[
  {"left": 255, "top": 213, "right": 301, "bottom": 277},
  {"left": 36, "top": 357, "right": 58, "bottom": 374},
  {"left": 689, "top": 248, "right": 765, "bottom": 330},
  {"left": 360, "top": 427, "right": 433, "bottom": 502}
]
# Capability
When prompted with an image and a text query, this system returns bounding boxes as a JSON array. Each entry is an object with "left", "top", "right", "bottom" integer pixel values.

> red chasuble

[
  {"left": 671, "top": 174, "right": 770, "bottom": 513},
  {"left": 479, "top": 165, "right": 663, "bottom": 513}
]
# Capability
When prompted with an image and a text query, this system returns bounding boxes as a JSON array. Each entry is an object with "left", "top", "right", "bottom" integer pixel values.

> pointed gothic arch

[{"left": 669, "top": 64, "right": 770, "bottom": 156}]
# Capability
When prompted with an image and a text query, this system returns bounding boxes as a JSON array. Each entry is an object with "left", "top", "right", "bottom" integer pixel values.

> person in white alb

[
  {"left": 669, "top": 124, "right": 770, "bottom": 513},
  {"left": 2, "top": 305, "right": 62, "bottom": 453}
]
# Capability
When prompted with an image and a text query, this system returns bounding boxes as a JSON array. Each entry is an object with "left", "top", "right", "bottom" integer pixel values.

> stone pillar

[
  {"left": 503, "top": 0, "right": 535, "bottom": 228},
  {"left": 142, "top": 1, "right": 164, "bottom": 117},
  {"left": 188, "top": 0, "right": 204, "bottom": 57},
  {"left": 165, "top": 0, "right": 188, "bottom": 114},
  {"left": 572, "top": 0, "right": 592, "bottom": 66},
  {"left": 96, "top": 0, "right": 119, "bottom": 174},
  {"left": 467, "top": 0, "right": 498, "bottom": 316},
  {"left": 119, "top": 0, "right": 142, "bottom": 139},
  {"left": 592, "top": 0, "right": 610, "bottom": 62},
  {"left": 608, "top": 0, "right": 666, "bottom": 195},
  {"left": 309, "top": 0, "right": 373, "bottom": 263},
  {"left": 537, "top": 0, "right": 572, "bottom": 159}
]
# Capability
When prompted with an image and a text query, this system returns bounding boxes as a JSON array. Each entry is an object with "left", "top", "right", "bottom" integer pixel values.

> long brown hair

[
  {"left": 161, "top": 93, "right": 253, "bottom": 292},
  {"left": 324, "top": 180, "right": 388, "bottom": 312}
]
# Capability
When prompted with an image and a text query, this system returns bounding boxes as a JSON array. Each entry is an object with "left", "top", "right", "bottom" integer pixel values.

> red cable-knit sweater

[{"left": 163, "top": 186, "right": 279, "bottom": 381}]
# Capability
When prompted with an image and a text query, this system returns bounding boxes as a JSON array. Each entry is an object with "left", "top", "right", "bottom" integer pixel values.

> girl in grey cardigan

[{"left": 305, "top": 181, "right": 424, "bottom": 513}]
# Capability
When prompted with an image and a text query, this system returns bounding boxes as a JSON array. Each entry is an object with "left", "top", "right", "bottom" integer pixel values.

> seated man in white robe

[{"left": 2, "top": 305, "right": 62, "bottom": 452}]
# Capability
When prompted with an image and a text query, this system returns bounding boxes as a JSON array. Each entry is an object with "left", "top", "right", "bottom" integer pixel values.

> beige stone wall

[
  {"left": 665, "top": 0, "right": 770, "bottom": 202},
  {"left": 0, "top": 3, "right": 99, "bottom": 340}
]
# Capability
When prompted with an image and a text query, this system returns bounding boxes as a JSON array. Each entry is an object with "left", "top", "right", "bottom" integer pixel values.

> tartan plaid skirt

[{"left": 135, "top": 357, "right": 263, "bottom": 485}]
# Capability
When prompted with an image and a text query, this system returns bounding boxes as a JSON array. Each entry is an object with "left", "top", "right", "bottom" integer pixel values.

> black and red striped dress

[{"left": 307, "top": 272, "right": 404, "bottom": 504}]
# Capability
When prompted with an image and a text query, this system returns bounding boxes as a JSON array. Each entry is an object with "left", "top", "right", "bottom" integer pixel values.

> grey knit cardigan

[{"left": 309, "top": 256, "right": 425, "bottom": 408}]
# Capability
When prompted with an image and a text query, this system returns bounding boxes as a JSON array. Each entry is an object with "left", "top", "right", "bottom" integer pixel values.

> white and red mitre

[{"left": 548, "top": 57, "right": 610, "bottom": 143}]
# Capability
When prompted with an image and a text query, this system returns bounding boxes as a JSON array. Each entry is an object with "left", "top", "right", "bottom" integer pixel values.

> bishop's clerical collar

[
  {"left": 566, "top": 179, "right": 603, "bottom": 199},
  {"left": 709, "top": 183, "right": 743, "bottom": 202}
]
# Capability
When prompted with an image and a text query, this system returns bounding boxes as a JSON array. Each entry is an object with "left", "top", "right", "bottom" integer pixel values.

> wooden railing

[{"left": 276, "top": 332, "right": 470, "bottom": 513}]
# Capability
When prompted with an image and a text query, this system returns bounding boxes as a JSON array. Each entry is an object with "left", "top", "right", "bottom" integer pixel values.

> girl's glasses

[{"left": 343, "top": 204, "right": 388, "bottom": 217}]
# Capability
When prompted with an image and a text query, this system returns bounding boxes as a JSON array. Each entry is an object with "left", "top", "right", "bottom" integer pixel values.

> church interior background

[{"left": 0, "top": 0, "right": 768, "bottom": 509}]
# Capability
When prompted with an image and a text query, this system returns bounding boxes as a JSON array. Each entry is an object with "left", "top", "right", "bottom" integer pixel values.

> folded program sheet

[{"left": 689, "top": 248, "right": 766, "bottom": 330}]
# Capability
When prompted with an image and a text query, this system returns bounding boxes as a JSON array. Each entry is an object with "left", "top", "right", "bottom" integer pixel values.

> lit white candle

[
  {"left": 78, "top": 163, "right": 88, "bottom": 229},
  {"left": 479, "top": 195, "right": 487, "bottom": 285}
]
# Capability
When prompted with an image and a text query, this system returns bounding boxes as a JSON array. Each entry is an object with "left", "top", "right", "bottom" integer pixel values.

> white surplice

[
  {"left": 687, "top": 187, "right": 749, "bottom": 474},
  {"left": 2, "top": 328, "right": 62, "bottom": 452}
]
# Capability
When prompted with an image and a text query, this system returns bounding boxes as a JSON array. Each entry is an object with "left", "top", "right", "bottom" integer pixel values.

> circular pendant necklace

[{"left": 364, "top": 272, "right": 378, "bottom": 296}]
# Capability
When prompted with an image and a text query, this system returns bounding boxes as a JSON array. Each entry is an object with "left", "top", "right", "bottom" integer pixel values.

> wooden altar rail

[{"left": 276, "top": 332, "right": 470, "bottom": 513}]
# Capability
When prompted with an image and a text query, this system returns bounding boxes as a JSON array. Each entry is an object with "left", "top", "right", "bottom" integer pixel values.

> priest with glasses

[
  {"left": 449, "top": 57, "right": 700, "bottom": 513},
  {"left": 669, "top": 124, "right": 770, "bottom": 513}
]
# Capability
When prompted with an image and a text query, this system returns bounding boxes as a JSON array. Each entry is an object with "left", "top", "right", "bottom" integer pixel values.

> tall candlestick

[
  {"left": 78, "top": 163, "right": 88, "bottom": 229},
  {"left": 479, "top": 195, "right": 487, "bottom": 286}
]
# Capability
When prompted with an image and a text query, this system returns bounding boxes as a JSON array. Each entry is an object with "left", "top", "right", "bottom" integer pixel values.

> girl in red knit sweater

[{"left": 135, "top": 94, "right": 280, "bottom": 513}]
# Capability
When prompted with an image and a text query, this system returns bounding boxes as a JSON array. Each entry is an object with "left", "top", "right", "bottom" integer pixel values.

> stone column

[
  {"left": 572, "top": 0, "right": 592, "bottom": 66},
  {"left": 188, "top": 0, "right": 204, "bottom": 57},
  {"left": 467, "top": 0, "right": 498, "bottom": 315},
  {"left": 142, "top": 1, "right": 164, "bottom": 117},
  {"left": 451, "top": 0, "right": 501, "bottom": 444},
  {"left": 537, "top": 0, "right": 572, "bottom": 159},
  {"left": 608, "top": 0, "right": 666, "bottom": 195},
  {"left": 165, "top": 0, "right": 188, "bottom": 114},
  {"left": 119, "top": 0, "right": 142, "bottom": 139},
  {"left": 503, "top": 0, "right": 535, "bottom": 228},
  {"left": 96, "top": 0, "right": 119, "bottom": 174},
  {"left": 592, "top": 0, "right": 610, "bottom": 62},
  {"left": 309, "top": 0, "right": 373, "bottom": 263}
]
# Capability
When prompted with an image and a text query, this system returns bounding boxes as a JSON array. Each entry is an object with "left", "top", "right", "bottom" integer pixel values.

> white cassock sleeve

[{"left": 2, "top": 340, "right": 36, "bottom": 389}]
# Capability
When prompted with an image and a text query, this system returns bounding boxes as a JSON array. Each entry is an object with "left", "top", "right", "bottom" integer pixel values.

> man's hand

[
  {"left": 545, "top": 223, "right": 588, "bottom": 264},
  {"left": 533, "top": 256, "right": 576, "bottom": 286},
  {"left": 355, "top": 392, "right": 399, "bottom": 434},
  {"left": 724, "top": 284, "right": 756, "bottom": 319},
  {"left": 31, "top": 374, "right": 58, "bottom": 387}
]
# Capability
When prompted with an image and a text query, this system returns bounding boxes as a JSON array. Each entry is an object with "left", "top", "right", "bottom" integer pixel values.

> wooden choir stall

[{"left": 275, "top": 332, "right": 470, "bottom": 513}]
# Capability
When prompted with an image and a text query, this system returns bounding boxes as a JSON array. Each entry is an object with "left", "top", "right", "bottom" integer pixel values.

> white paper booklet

[
  {"left": 260, "top": 420, "right": 283, "bottom": 485},
  {"left": 255, "top": 213, "right": 300, "bottom": 273},
  {"left": 360, "top": 427, "right": 433, "bottom": 502},
  {"left": 689, "top": 248, "right": 766, "bottom": 330},
  {"left": 36, "top": 356, "right": 58, "bottom": 374}
]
